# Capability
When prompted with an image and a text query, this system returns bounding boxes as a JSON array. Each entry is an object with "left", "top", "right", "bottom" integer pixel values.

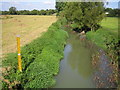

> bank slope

[{"left": 2, "top": 20, "right": 68, "bottom": 88}]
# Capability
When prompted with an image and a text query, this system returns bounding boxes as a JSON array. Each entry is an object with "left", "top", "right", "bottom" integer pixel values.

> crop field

[{"left": 2, "top": 15, "right": 57, "bottom": 55}]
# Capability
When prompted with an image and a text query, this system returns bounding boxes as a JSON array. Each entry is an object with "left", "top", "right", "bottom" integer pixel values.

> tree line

[
  {"left": 1, "top": 6, "right": 119, "bottom": 17},
  {"left": 105, "top": 8, "right": 119, "bottom": 17},
  {"left": 1, "top": 7, "right": 56, "bottom": 15}
]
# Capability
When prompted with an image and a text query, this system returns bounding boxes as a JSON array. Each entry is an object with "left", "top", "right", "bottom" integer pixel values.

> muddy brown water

[{"left": 53, "top": 31, "right": 116, "bottom": 88}]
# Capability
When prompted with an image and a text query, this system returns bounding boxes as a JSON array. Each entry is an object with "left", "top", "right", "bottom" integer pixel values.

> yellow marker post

[{"left": 17, "top": 35, "right": 22, "bottom": 72}]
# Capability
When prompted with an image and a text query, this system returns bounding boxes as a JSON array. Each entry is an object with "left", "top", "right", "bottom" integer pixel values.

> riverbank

[
  {"left": 53, "top": 28, "right": 116, "bottom": 88},
  {"left": 2, "top": 20, "right": 68, "bottom": 88},
  {"left": 53, "top": 30, "right": 96, "bottom": 88},
  {"left": 58, "top": 17, "right": 118, "bottom": 88},
  {"left": 86, "top": 17, "right": 119, "bottom": 88}
]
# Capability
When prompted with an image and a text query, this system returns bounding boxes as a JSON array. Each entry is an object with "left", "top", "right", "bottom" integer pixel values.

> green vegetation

[
  {"left": 56, "top": 2, "right": 105, "bottom": 32},
  {"left": 9, "top": 7, "right": 17, "bottom": 15},
  {"left": 2, "top": 1, "right": 119, "bottom": 89},
  {"left": 86, "top": 17, "right": 119, "bottom": 64},
  {"left": 86, "top": 17, "right": 119, "bottom": 88},
  {"left": 2, "top": 19, "right": 68, "bottom": 88},
  {"left": 105, "top": 8, "right": 119, "bottom": 17},
  {"left": 55, "top": 2, "right": 66, "bottom": 15},
  {"left": 2, "top": 7, "right": 56, "bottom": 15}
]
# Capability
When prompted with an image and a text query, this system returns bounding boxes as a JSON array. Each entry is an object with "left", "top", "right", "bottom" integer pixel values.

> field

[
  {"left": 2, "top": 15, "right": 57, "bottom": 55},
  {"left": 100, "top": 17, "right": 118, "bottom": 38}
]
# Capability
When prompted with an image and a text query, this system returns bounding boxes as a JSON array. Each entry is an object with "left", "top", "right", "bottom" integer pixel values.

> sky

[
  {"left": 1, "top": 0, "right": 56, "bottom": 11},
  {"left": 0, "top": 0, "right": 119, "bottom": 11}
]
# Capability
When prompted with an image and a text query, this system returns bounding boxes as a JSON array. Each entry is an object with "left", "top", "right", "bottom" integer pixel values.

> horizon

[{"left": 0, "top": 1, "right": 119, "bottom": 11}]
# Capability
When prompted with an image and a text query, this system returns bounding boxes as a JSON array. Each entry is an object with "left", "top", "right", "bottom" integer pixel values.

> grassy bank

[
  {"left": 86, "top": 17, "right": 119, "bottom": 86},
  {"left": 86, "top": 17, "right": 119, "bottom": 59},
  {"left": 86, "top": 17, "right": 118, "bottom": 50},
  {"left": 2, "top": 19, "right": 68, "bottom": 88}
]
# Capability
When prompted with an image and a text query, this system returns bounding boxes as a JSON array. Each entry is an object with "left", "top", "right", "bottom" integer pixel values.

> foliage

[
  {"left": 2, "top": 7, "right": 56, "bottom": 15},
  {"left": 55, "top": 2, "right": 66, "bottom": 16},
  {"left": 57, "top": 2, "right": 105, "bottom": 32},
  {"left": 86, "top": 17, "right": 119, "bottom": 63},
  {"left": 9, "top": 7, "right": 17, "bottom": 15},
  {"left": 17, "top": 10, "right": 30, "bottom": 15},
  {"left": 2, "top": 19, "right": 68, "bottom": 88},
  {"left": 105, "top": 8, "right": 120, "bottom": 17},
  {"left": 86, "top": 18, "right": 119, "bottom": 88},
  {"left": 2, "top": 81, "right": 9, "bottom": 89}
]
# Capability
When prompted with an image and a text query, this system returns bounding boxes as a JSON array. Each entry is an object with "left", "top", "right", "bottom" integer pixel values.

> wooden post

[{"left": 17, "top": 35, "right": 22, "bottom": 72}]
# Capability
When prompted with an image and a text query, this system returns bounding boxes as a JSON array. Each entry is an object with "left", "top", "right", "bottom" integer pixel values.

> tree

[
  {"left": 46, "top": 9, "right": 55, "bottom": 15},
  {"left": 58, "top": 2, "right": 105, "bottom": 32},
  {"left": 114, "top": 9, "right": 119, "bottom": 17},
  {"left": 40, "top": 10, "right": 47, "bottom": 15},
  {"left": 105, "top": 8, "right": 119, "bottom": 17},
  {"left": 55, "top": 2, "right": 66, "bottom": 15},
  {"left": 2, "top": 11, "right": 9, "bottom": 15},
  {"left": 9, "top": 7, "right": 17, "bottom": 15},
  {"left": 31, "top": 9, "right": 39, "bottom": 15}
]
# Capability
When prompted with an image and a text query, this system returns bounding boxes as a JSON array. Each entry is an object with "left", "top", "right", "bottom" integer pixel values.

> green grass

[
  {"left": 100, "top": 17, "right": 118, "bottom": 38},
  {"left": 2, "top": 19, "right": 68, "bottom": 88},
  {"left": 86, "top": 17, "right": 119, "bottom": 50},
  {"left": 86, "top": 17, "right": 119, "bottom": 65},
  {"left": 86, "top": 17, "right": 119, "bottom": 87}
]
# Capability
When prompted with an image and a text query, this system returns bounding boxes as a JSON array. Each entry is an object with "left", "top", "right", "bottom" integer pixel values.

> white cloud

[
  {"left": 9, "top": 1, "right": 20, "bottom": 5},
  {"left": 106, "top": 0, "right": 119, "bottom": 2},
  {"left": 43, "top": 1, "right": 54, "bottom": 5}
]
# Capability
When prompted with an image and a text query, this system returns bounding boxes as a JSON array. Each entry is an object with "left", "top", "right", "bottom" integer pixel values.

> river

[{"left": 53, "top": 31, "right": 116, "bottom": 88}]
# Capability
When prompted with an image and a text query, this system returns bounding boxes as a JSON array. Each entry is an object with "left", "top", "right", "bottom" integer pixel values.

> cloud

[
  {"left": 9, "top": 1, "right": 20, "bottom": 5},
  {"left": 43, "top": 1, "right": 54, "bottom": 5},
  {"left": 106, "top": 0, "right": 119, "bottom": 2}
]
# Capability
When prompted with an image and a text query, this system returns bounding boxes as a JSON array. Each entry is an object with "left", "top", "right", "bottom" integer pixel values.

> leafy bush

[{"left": 2, "top": 19, "right": 68, "bottom": 88}]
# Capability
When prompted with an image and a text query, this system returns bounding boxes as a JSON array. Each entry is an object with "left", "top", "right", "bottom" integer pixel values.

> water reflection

[
  {"left": 54, "top": 33, "right": 95, "bottom": 88},
  {"left": 68, "top": 34, "right": 93, "bottom": 78}
]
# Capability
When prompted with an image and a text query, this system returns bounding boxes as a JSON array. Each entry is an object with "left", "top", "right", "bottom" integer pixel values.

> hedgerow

[{"left": 2, "top": 19, "right": 68, "bottom": 88}]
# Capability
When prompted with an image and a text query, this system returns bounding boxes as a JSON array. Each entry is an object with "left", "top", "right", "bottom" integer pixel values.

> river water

[
  {"left": 53, "top": 31, "right": 116, "bottom": 88},
  {"left": 54, "top": 32, "right": 96, "bottom": 88}
]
